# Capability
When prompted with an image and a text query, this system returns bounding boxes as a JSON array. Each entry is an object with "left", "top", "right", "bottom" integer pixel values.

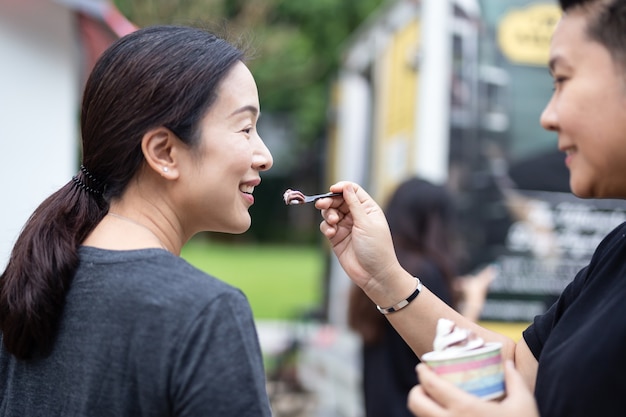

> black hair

[
  {"left": 0, "top": 25, "right": 245, "bottom": 359},
  {"left": 559, "top": 0, "right": 626, "bottom": 72}
]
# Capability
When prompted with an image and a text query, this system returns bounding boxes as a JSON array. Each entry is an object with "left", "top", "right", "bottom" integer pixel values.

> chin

[
  {"left": 569, "top": 178, "right": 594, "bottom": 199},
  {"left": 230, "top": 219, "right": 252, "bottom": 235},
  {"left": 570, "top": 189, "right": 592, "bottom": 199},
  {"left": 233, "top": 226, "right": 251, "bottom": 234},
  {"left": 570, "top": 184, "right": 613, "bottom": 200}
]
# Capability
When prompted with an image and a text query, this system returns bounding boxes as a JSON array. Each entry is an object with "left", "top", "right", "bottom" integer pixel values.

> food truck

[{"left": 323, "top": 0, "right": 626, "bottom": 335}]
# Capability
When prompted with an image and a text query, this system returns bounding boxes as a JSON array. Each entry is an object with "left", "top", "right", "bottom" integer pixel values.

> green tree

[
  {"left": 114, "top": 0, "right": 385, "bottom": 147},
  {"left": 113, "top": 0, "right": 385, "bottom": 242}
]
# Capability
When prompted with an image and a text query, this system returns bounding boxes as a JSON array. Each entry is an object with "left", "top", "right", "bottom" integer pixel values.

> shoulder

[
  {"left": 524, "top": 222, "right": 626, "bottom": 356},
  {"left": 583, "top": 221, "right": 626, "bottom": 280},
  {"left": 592, "top": 221, "right": 626, "bottom": 256},
  {"left": 75, "top": 247, "right": 248, "bottom": 314},
  {"left": 549, "top": 221, "right": 626, "bottom": 304}
]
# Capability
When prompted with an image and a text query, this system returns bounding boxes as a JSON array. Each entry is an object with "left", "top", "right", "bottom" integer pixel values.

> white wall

[{"left": 0, "top": 0, "right": 79, "bottom": 268}]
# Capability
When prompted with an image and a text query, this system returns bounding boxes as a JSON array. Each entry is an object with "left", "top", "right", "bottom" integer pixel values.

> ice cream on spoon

[
  {"left": 283, "top": 189, "right": 306, "bottom": 205},
  {"left": 282, "top": 189, "right": 341, "bottom": 205}
]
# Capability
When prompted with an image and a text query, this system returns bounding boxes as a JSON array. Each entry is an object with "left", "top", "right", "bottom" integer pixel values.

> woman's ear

[{"left": 141, "top": 127, "right": 180, "bottom": 179}]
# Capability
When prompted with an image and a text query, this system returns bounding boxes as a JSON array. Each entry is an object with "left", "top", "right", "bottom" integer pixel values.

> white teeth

[{"left": 241, "top": 187, "right": 254, "bottom": 194}]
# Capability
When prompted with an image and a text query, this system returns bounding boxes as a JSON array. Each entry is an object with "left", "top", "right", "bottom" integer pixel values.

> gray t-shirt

[{"left": 0, "top": 247, "right": 272, "bottom": 417}]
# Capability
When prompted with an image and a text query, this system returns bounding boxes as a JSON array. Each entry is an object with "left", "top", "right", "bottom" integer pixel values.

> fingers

[
  {"left": 315, "top": 181, "right": 352, "bottom": 210},
  {"left": 410, "top": 361, "right": 538, "bottom": 417},
  {"left": 328, "top": 180, "right": 355, "bottom": 195},
  {"left": 340, "top": 183, "right": 365, "bottom": 217},
  {"left": 502, "top": 360, "right": 534, "bottom": 402},
  {"left": 315, "top": 181, "right": 367, "bottom": 207},
  {"left": 407, "top": 384, "right": 444, "bottom": 417},
  {"left": 315, "top": 182, "right": 360, "bottom": 229},
  {"left": 315, "top": 182, "right": 352, "bottom": 226},
  {"left": 319, "top": 218, "right": 336, "bottom": 238},
  {"left": 503, "top": 360, "right": 523, "bottom": 390},
  {"left": 416, "top": 363, "right": 474, "bottom": 405},
  {"left": 408, "top": 364, "right": 476, "bottom": 417},
  {"left": 499, "top": 360, "right": 540, "bottom": 416}
]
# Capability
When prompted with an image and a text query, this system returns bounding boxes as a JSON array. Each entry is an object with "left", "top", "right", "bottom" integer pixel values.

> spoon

[{"left": 283, "top": 189, "right": 342, "bottom": 205}]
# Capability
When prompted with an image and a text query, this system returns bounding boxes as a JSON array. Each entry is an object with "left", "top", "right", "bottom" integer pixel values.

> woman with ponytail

[{"left": 1, "top": 25, "right": 273, "bottom": 416}]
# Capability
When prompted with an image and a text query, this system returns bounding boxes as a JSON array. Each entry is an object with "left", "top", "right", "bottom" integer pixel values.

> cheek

[
  {"left": 560, "top": 98, "right": 590, "bottom": 127},
  {"left": 204, "top": 140, "right": 251, "bottom": 173},
  {"left": 226, "top": 142, "right": 255, "bottom": 172}
]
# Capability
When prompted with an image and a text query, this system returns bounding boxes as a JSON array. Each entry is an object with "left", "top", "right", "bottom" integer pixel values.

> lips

[
  {"left": 557, "top": 140, "right": 575, "bottom": 167},
  {"left": 560, "top": 147, "right": 575, "bottom": 168},
  {"left": 240, "top": 178, "right": 260, "bottom": 195}
]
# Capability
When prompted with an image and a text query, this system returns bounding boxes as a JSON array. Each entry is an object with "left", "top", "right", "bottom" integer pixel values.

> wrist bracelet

[{"left": 376, "top": 277, "right": 422, "bottom": 315}]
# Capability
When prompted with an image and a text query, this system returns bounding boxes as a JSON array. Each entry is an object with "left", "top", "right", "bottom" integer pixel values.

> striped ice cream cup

[{"left": 421, "top": 342, "right": 504, "bottom": 400}]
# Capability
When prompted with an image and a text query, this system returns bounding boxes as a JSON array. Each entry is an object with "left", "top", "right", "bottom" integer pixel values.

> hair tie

[{"left": 72, "top": 165, "right": 104, "bottom": 196}]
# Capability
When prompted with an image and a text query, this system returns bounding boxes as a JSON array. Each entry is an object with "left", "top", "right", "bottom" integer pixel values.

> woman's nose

[
  {"left": 254, "top": 135, "right": 273, "bottom": 171},
  {"left": 540, "top": 96, "right": 558, "bottom": 132}
]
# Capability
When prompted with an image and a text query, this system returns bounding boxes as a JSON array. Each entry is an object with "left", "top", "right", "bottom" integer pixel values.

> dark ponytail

[
  {"left": 0, "top": 25, "right": 244, "bottom": 359},
  {"left": 0, "top": 172, "right": 106, "bottom": 359}
]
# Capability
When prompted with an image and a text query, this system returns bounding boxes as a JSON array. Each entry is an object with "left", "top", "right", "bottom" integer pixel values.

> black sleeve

[
  {"left": 523, "top": 222, "right": 626, "bottom": 361},
  {"left": 523, "top": 265, "right": 589, "bottom": 361}
]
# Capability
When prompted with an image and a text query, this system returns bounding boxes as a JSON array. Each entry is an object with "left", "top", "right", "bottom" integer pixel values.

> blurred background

[{"left": 3, "top": 0, "right": 626, "bottom": 416}]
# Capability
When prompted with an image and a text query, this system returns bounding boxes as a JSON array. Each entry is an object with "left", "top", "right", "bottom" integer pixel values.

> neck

[{"left": 107, "top": 212, "right": 169, "bottom": 252}]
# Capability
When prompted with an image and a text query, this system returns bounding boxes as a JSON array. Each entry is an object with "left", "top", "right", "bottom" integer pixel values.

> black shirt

[{"left": 524, "top": 222, "right": 626, "bottom": 416}]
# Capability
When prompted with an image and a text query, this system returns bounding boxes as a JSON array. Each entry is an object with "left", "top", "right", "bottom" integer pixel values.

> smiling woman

[
  {"left": 314, "top": 1, "right": 626, "bottom": 416},
  {"left": 176, "top": 60, "right": 270, "bottom": 235},
  {"left": 1, "top": 25, "right": 274, "bottom": 416},
  {"left": 540, "top": 6, "right": 626, "bottom": 199}
]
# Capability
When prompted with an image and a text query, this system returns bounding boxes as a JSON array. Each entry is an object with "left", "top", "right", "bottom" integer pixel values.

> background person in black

[{"left": 314, "top": 0, "right": 626, "bottom": 415}]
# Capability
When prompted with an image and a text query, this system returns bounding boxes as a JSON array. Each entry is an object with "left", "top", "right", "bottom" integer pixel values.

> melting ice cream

[
  {"left": 433, "top": 318, "right": 485, "bottom": 352},
  {"left": 283, "top": 189, "right": 306, "bottom": 205}
]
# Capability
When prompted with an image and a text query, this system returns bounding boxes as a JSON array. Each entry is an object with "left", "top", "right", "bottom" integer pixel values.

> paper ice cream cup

[{"left": 421, "top": 342, "right": 504, "bottom": 400}]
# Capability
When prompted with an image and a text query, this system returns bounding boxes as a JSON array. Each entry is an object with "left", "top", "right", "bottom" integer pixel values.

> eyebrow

[
  {"left": 548, "top": 55, "right": 570, "bottom": 75},
  {"left": 229, "top": 105, "right": 260, "bottom": 118},
  {"left": 548, "top": 57, "right": 558, "bottom": 74}
]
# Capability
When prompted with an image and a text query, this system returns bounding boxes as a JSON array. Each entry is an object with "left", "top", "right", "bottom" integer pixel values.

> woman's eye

[{"left": 552, "top": 76, "right": 566, "bottom": 91}]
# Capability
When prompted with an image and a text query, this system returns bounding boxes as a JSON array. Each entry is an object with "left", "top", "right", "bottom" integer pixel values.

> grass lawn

[{"left": 180, "top": 237, "right": 326, "bottom": 320}]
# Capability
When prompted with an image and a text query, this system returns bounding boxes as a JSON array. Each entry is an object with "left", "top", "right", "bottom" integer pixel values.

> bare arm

[
  {"left": 317, "top": 182, "right": 515, "bottom": 356},
  {"left": 514, "top": 337, "right": 538, "bottom": 392},
  {"left": 316, "top": 181, "right": 537, "bottom": 377},
  {"left": 374, "top": 274, "right": 516, "bottom": 360}
]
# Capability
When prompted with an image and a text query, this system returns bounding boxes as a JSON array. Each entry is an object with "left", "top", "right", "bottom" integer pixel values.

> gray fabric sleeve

[{"left": 169, "top": 289, "right": 272, "bottom": 417}]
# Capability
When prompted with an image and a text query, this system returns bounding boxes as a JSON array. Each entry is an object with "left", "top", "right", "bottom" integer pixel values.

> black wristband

[
  {"left": 376, "top": 277, "right": 422, "bottom": 314},
  {"left": 376, "top": 277, "right": 422, "bottom": 315}
]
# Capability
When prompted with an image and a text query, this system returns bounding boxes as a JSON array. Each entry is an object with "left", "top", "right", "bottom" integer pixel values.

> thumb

[
  {"left": 502, "top": 360, "right": 530, "bottom": 398},
  {"left": 501, "top": 360, "right": 540, "bottom": 415},
  {"left": 341, "top": 183, "right": 367, "bottom": 219}
]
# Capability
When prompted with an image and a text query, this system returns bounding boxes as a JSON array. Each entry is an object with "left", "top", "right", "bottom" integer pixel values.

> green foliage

[
  {"left": 111, "top": 0, "right": 386, "bottom": 243},
  {"left": 113, "top": 0, "right": 386, "bottom": 146}
]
